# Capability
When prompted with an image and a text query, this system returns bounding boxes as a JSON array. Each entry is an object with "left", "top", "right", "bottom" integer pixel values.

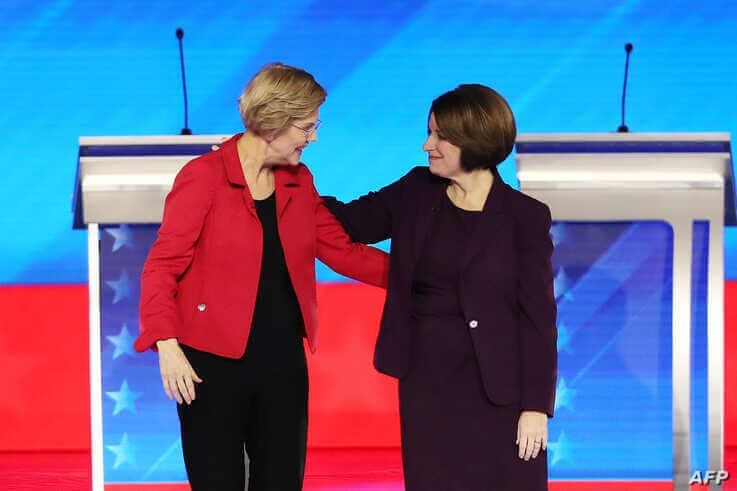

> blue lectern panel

[
  {"left": 691, "top": 221, "right": 709, "bottom": 473},
  {"left": 549, "top": 221, "right": 673, "bottom": 479},
  {"left": 99, "top": 224, "right": 187, "bottom": 482}
]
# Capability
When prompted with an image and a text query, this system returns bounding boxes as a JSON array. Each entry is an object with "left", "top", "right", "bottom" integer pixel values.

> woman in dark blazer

[
  {"left": 323, "top": 84, "right": 557, "bottom": 491},
  {"left": 134, "top": 63, "right": 388, "bottom": 491}
]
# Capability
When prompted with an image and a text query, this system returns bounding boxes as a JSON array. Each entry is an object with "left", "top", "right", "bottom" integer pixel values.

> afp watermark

[{"left": 689, "top": 470, "right": 730, "bottom": 485}]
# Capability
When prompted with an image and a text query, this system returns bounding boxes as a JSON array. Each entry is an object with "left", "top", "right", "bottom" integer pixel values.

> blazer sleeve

[
  {"left": 309, "top": 182, "right": 389, "bottom": 289},
  {"left": 134, "top": 161, "right": 214, "bottom": 352},
  {"left": 321, "top": 166, "right": 420, "bottom": 244},
  {"left": 517, "top": 203, "right": 558, "bottom": 417}
]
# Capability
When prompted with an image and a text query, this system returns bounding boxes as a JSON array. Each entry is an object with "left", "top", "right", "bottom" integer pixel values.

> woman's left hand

[{"left": 516, "top": 410, "right": 548, "bottom": 461}]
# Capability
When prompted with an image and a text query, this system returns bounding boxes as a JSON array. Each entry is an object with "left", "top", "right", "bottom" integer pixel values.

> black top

[
  {"left": 411, "top": 192, "right": 481, "bottom": 318},
  {"left": 244, "top": 193, "right": 305, "bottom": 369}
]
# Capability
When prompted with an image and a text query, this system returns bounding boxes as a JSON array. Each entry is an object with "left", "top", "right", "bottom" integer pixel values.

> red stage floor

[{"left": 1, "top": 448, "right": 734, "bottom": 490}]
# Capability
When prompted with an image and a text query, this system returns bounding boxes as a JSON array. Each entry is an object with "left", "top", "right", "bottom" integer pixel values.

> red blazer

[{"left": 134, "top": 135, "right": 389, "bottom": 358}]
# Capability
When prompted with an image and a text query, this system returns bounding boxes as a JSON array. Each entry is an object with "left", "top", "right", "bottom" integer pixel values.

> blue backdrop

[{"left": 1, "top": 0, "right": 736, "bottom": 284}]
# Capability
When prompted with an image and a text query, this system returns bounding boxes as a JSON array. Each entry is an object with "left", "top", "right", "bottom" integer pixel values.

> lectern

[
  {"left": 516, "top": 133, "right": 734, "bottom": 490},
  {"left": 74, "top": 135, "right": 227, "bottom": 489}
]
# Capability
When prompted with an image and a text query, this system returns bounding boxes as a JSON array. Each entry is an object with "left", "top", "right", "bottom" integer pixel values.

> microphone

[
  {"left": 176, "top": 28, "right": 192, "bottom": 135},
  {"left": 617, "top": 43, "right": 633, "bottom": 133}
]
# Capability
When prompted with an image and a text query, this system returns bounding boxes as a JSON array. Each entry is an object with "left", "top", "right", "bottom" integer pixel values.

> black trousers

[{"left": 177, "top": 344, "right": 308, "bottom": 491}]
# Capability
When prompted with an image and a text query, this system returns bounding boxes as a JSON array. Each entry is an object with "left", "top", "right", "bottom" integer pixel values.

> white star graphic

[
  {"left": 554, "top": 378, "right": 577, "bottom": 412},
  {"left": 105, "top": 269, "right": 131, "bottom": 304},
  {"left": 106, "top": 380, "right": 142, "bottom": 416},
  {"left": 548, "top": 431, "right": 570, "bottom": 468},
  {"left": 105, "top": 225, "right": 133, "bottom": 252},
  {"left": 106, "top": 323, "right": 136, "bottom": 359},
  {"left": 106, "top": 433, "right": 136, "bottom": 469}
]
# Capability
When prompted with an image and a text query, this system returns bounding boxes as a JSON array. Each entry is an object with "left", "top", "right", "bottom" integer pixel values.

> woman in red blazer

[
  {"left": 134, "top": 63, "right": 388, "bottom": 491},
  {"left": 323, "top": 84, "right": 557, "bottom": 491}
]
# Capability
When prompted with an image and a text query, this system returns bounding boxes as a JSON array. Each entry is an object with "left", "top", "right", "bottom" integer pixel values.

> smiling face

[
  {"left": 238, "top": 63, "right": 326, "bottom": 167},
  {"left": 422, "top": 112, "right": 464, "bottom": 178},
  {"left": 264, "top": 109, "right": 320, "bottom": 166}
]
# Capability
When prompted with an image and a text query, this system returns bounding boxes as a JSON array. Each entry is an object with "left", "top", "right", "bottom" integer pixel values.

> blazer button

[
  {"left": 197, "top": 303, "right": 206, "bottom": 312},
  {"left": 468, "top": 319, "right": 478, "bottom": 329}
]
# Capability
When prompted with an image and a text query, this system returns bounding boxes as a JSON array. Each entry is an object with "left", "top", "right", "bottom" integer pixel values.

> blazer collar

[
  {"left": 222, "top": 134, "right": 246, "bottom": 187},
  {"left": 221, "top": 133, "right": 300, "bottom": 218},
  {"left": 412, "top": 168, "right": 509, "bottom": 267},
  {"left": 460, "top": 169, "right": 510, "bottom": 271},
  {"left": 427, "top": 167, "right": 508, "bottom": 214},
  {"left": 481, "top": 168, "right": 507, "bottom": 216}
]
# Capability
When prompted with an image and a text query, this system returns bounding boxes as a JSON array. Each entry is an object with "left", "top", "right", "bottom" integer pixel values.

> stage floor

[{"left": 1, "top": 448, "right": 735, "bottom": 490}]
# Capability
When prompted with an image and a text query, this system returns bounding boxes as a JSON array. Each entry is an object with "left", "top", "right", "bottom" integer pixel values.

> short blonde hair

[{"left": 238, "top": 62, "right": 327, "bottom": 136}]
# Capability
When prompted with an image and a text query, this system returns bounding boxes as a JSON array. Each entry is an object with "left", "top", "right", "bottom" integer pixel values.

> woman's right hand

[
  {"left": 156, "top": 338, "right": 203, "bottom": 405},
  {"left": 211, "top": 135, "right": 229, "bottom": 152}
]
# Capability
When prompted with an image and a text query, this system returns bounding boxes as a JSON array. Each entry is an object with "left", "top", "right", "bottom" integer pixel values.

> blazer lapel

[
  {"left": 221, "top": 134, "right": 258, "bottom": 219},
  {"left": 412, "top": 178, "right": 446, "bottom": 265},
  {"left": 274, "top": 167, "right": 299, "bottom": 218},
  {"left": 460, "top": 171, "right": 509, "bottom": 272}
]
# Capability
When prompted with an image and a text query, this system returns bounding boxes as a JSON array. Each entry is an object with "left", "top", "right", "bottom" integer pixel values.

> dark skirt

[{"left": 399, "top": 314, "right": 547, "bottom": 491}]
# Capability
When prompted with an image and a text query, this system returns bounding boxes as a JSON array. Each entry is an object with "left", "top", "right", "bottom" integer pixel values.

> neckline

[
  {"left": 444, "top": 191, "right": 482, "bottom": 213},
  {"left": 253, "top": 192, "right": 276, "bottom": 203}
]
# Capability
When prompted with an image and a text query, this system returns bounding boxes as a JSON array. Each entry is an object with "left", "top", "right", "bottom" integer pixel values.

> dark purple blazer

[{"left": 323, "top": 166, "right": 557, "bottom": 416}]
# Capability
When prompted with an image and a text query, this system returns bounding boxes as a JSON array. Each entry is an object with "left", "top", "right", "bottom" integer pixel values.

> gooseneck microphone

[
  {"left": 617, "top": 42, "right": 633, "bottom": 133},
  {"left": 176, "top": 28, "right": 192, "bottom": 135}
]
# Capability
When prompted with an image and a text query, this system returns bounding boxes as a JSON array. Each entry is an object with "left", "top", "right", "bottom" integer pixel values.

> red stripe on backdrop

[
  {"left": 0, "top": 284, "right": 90, "bottom": 451},
  {"left": 309, "top": 283, "right": 399, "bottom": 447},
  {"left": 2, "top": 281, "right": 737, "bottom": 452}
]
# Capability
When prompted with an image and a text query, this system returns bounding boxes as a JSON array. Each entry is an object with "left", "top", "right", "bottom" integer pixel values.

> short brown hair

[
  {"left": 238, "top": 62, "right": 327, "bottom": 136},
  {"left": 430, "top": 84, "right": 516, "bottom": 172}
]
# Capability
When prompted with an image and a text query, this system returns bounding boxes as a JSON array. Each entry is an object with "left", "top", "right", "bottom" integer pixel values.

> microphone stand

[
  {"left": 617, "top": 43, "right": 633, "bottom": 133},
  {"left": 176, "top": 28, "right": 192, "bottom": 135}
]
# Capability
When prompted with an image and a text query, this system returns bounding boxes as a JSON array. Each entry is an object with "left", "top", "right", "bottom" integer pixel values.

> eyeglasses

[{"left": 291, "top": 119, "right": 322, "bottom": 137}]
